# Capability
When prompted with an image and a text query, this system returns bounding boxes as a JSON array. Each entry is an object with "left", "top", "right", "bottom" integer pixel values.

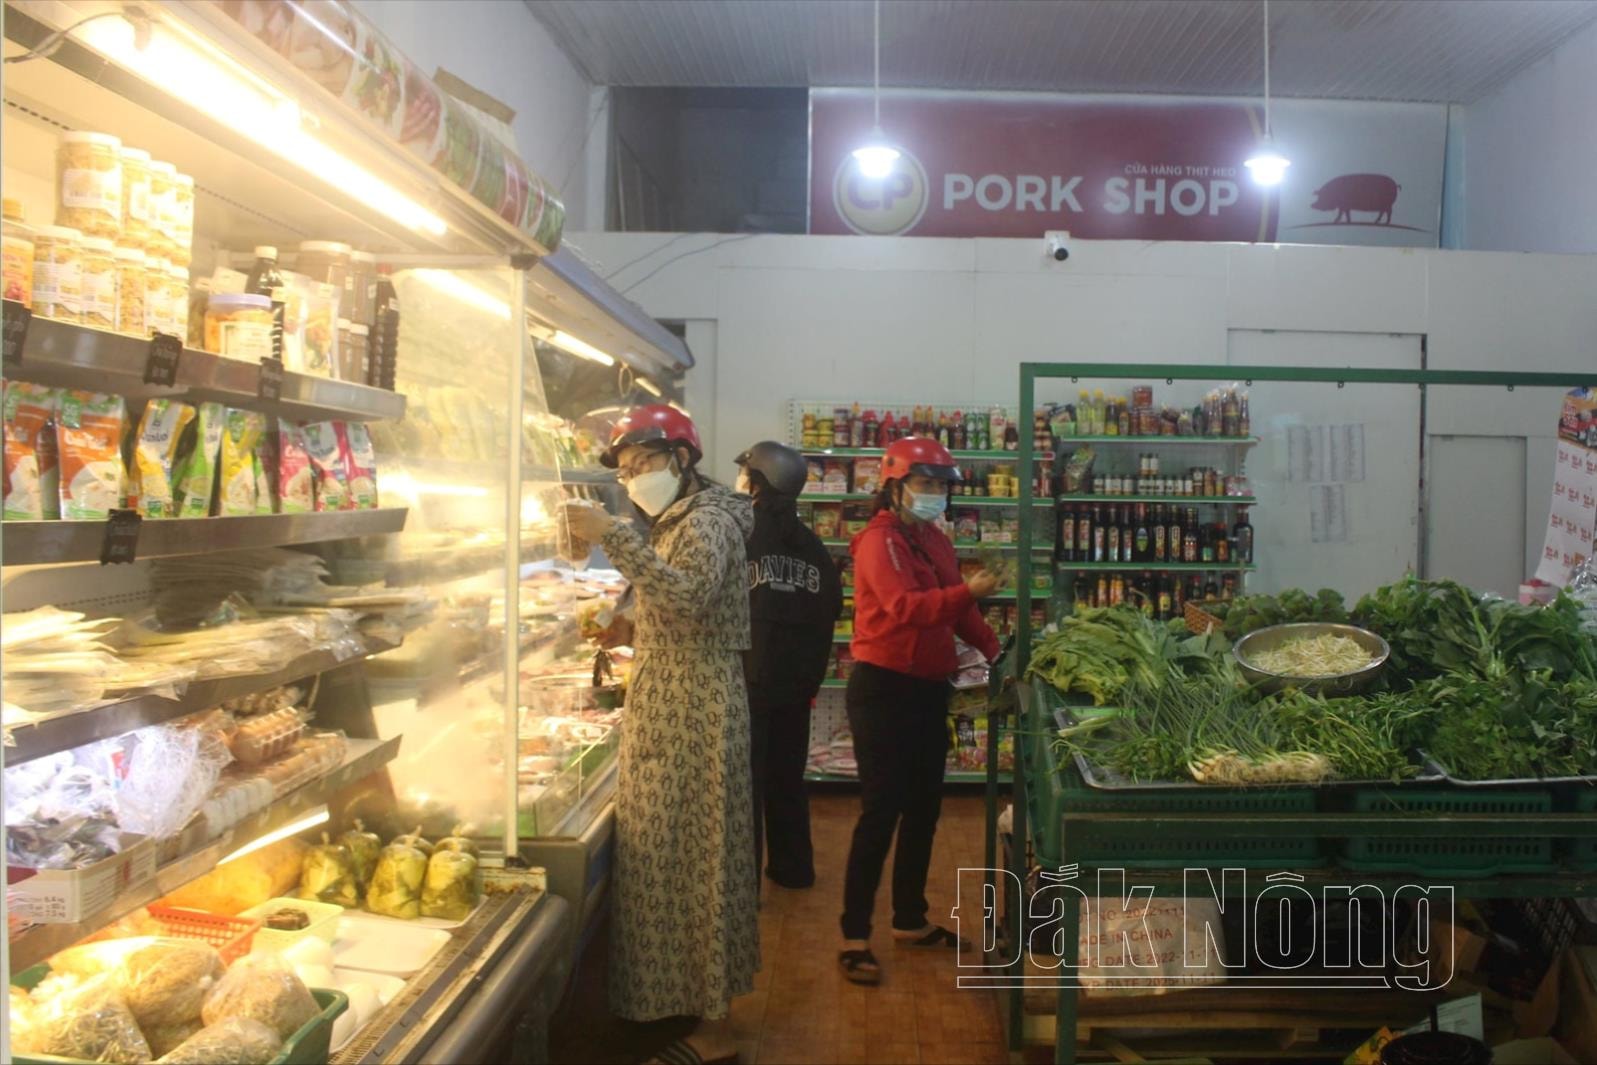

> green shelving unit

[
  {"left": 1059, "top": 560, "right": 1256, "bottom": 573},
  {"left": 801, "top": 447, "right": 1053, "bottom": 461},
  {"left": 803, "top": 492, "right": 1050, "bottom": 505},
  {"left": 1055, "top": 493, "right": 1256, "bottom": 506}
]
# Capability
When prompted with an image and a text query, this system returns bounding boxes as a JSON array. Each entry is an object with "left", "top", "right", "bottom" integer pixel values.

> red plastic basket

[{"left": 146, "top": 904, "right": 262, "bottom": 964}]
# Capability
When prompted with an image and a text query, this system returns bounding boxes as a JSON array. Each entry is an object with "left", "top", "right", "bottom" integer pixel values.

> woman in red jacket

[{"left": 838, "top": 437, "right": 1001, "bottom": 985}]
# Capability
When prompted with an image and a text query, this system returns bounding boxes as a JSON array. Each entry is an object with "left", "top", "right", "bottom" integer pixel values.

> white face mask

[
  {"left": 735, "top": 471, "right": 752, "bottom": 496},
  {"left": 627, "top": 466, "right": 681, "bottom": 516}
]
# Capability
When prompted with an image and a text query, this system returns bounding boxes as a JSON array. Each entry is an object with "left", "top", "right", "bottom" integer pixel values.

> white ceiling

[{"left": 526, "top": 0, "right": 1597, "bottom": 104}]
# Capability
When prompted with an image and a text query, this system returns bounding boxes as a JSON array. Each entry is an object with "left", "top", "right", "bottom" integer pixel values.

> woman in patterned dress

[{"left": 564, "top": 405, "right": 759, "bottom": 1065}]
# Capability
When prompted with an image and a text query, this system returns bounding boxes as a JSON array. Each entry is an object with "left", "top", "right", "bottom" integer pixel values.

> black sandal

[
  {"left": 893, "top": 924, "right": 973, "bottom": 952},
  {"left": 647, "top": 1038, "right": 738, "bottom": 1065},
  {"left": 838, "top": 948, "right": 882, "bottom": 985}
]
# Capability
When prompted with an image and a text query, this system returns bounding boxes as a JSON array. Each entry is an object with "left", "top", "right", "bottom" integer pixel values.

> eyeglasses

[{"left": 616, "top": 451, "right": 672, "bottom": 484}]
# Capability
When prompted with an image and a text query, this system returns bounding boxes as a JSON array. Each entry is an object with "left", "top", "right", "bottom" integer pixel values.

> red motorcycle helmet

[
  {"left": 600, "top": 404, "right": 703, "bottom": 468},
  {"left": 882, "top": 436, "right": 962, "bottom": 483}
]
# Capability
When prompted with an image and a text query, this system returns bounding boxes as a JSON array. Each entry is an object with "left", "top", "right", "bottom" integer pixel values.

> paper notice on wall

[
  {"left": 1535, "top": 438, "right": 1597, "bottom": 586},
  {"left": 1287, "top": 424, "right": 1365, "bottom": 484},
  {"left": 1328, "top": 424, "right": 1366, "bottom": 483},
  {"left": 1310, "top": 485, "right": 1350, "bottom": 543},
  {"left": 1287, "top": 425, "right": 1325, "bottom": 483}
]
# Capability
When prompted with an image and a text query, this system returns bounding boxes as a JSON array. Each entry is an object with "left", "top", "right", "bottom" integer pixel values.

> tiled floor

[{"left": 551, "top": 792, "right": 1032, "bottom": 1064}]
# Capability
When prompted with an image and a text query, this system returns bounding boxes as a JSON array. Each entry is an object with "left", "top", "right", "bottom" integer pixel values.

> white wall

[
  {"left": 563, "top": 231, "right": 1597, "bottom": 594},
  {"left": 1456, "top": 17, "right": 1597, "bottom": 253},
  {"left": 352, "top": 0, "right": 601, "bottom": 230}
]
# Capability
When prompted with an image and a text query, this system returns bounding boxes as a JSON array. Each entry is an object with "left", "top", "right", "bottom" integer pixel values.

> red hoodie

[{"left": 849, "top": 510, "right": 1001, "bottom": 681}]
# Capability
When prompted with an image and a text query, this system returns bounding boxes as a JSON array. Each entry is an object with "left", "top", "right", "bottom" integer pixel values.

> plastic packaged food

[
  {"left": 56, "top": 131, "right": 123, "bottom": 240},
  {"left": 348, "top": 250, "right": 376, "bottom": 324},
  {"left": 118, "top": 147, "right": 152, "bottom": 249},
  {"left": 276, "top": 419, "right": 313, "bottom": 513},
  {"left": 420, "top": 848, "right": 479, "bottom": 921},
  {"left": 334, "top": 320, "right": 368, "bottom": 382},
  {"left": 3, "top": 382, "right": 60, "bottom": 520},
  {"left": 2, "top": 197, "right": 34, "bottom": 307},
  {"left": 32, "top": 224, "right": 85, "bottom": 320},
  {"left": 302, "top": 421, "right": 349, "bottom": 510},
  {"left": 231, "top": 706, "right": 304, "bottom": 764},
  {"left": 175, "top": 401, "right": 225, "bottom": 517},
  {"left": 157, "top": 1015, "right": 282, "bottom": 1064},
  {"left": 295, "top": 240, "right": 352, "bottom": 308},
  {"left": 206, "top": 292, "right": 274, "bottom": 362},
  {"left": 129, "top": 398, "right": 196, "bottom": 518},
  {"left": 219, "top": 408, "right": 267, "bottom": 516},
  {"left": 340, "top": 820, "right": 382, "bottom": 888},
  {"left": 113, "top": 938, "right": 226, "bottom": 1031},
  {"left": 171, "top": 173, "right": 194, "bottom": 266},
  {"left": 16, "top": 973, "right": 150, "bottom": 1062},
  {"left": 112, "top": 247, "right": 146, "bottom": 334},
  {"left": 283, "top": 274, "right": 338, "bottom": 375},
  {"left": 57, "top": 390, "right": 125, "bottom": 519},
  {"left": 145, "top": 1019, "right": 205, "bottom": 1059},
  {"left": 392, "top": 826, "right": 434, "bottom": 857},
  {"left": 168, "top": 261, "right": 191, "bottom": 341},
  {"left": 297, "top": 832, "right": 360, "bottom": 908},
  {"left": 434, "top": 824, "right": 479, "bottom": 857},
  {"left": 80, "top": 235, "right": 117, "bottom": 329},
  {"left": 145, "top": 255, "right": 174, "bottom": 336},
  {"left": 366, "top": 841, "right": 426, "bottom": 919},
  {"left": 341, "top": 421, "right": 378, "bottom": 508},
  {"left": 147, "top": 161, "right": 176, "bottom": 260},
  {"left": 200, "top": 954, "right": 319, "bottom": 1040}
]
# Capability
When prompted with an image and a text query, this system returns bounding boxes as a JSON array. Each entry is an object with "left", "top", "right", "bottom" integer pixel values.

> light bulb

[
  {"left": 851, "top": 143, "right": 901, "bottom": 179},
  {"left": 1244, "top": 141, "right": 1291, "bottom": 187}
]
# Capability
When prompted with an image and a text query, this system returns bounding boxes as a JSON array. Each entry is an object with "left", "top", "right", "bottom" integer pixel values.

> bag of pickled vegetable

[
  {"left": 434, "top": 823, "right": 478, "bottom": 857},
  {"left": 296, "top": 832, "right": 360, "bottom": 908},
  {"left": 366, "top": 840, "right": 426, "bottom": 919},
  {"left": 420, "top": 848, "right": 479, "bottom": 921},
  {"left": 392, "top": 824, "right": 434, "bottom": 857},
  {"left": 340, "top": 819, "right": 382, "bottom": 888}
]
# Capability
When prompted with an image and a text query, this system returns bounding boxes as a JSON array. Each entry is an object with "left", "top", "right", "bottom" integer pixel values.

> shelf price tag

[
  {"left": 2, "top": 300, "right": 31, "bottom": 371},
  {"left": 100, "top": 508, "right": 142, "bottom": 565},
  {"left": 142, "top": 332, "right": 183, "bottom": 386},
  {"left": 257, "top": 356, "right": 285, "bottom": 402}
]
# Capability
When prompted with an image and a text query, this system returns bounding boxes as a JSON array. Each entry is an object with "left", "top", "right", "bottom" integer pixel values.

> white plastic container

[
  {"left": 331, "top": 914, "right": 450, "bottom": 975},
  {"left": 240, "top": 895, "right": 344, "bottom": 951}
]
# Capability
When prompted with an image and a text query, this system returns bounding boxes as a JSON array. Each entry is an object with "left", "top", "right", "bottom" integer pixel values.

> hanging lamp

[
  {"left": 850, "top": 0, "right": 900, "bottom": 178},
  {"left": 1243, "top": 0, "right": 1290, "bottom": 186}
]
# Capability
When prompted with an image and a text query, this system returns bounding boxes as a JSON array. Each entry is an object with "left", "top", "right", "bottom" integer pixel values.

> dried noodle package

[
  {"left": 112, "top": 937, "right": 226, "bottom": 1031},
  {"left": 156, "top": 1015, "right": 282, "bottom": 1064},
  {"left": 200, "top": 954, "right": 318, "bottom": 1040},
  {"left": 23, "top": 974, "right": 152, "bottom": 1063}
]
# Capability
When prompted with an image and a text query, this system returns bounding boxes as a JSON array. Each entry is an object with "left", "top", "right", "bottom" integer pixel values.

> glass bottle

[{"left": 1233, "top": 507, "right": 1254, "bottom": 564}]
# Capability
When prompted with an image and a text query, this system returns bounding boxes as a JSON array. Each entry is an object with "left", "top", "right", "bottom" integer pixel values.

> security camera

[{"left": 1045, "top": 231, "right": 1071, "bottom": 262}]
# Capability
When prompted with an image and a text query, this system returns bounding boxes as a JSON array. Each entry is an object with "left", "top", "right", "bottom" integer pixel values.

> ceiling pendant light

[
  {"left": 851, "top": 0, "right": 900, "bottom": 179},
  {"left": 1243, "top": 0, "right": 1290, "bottom": 187}
]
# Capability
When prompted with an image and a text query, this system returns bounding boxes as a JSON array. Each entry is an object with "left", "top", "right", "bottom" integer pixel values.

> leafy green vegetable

[
  {"left": 1423, "top": 670, "right": 1597, "bottom": 779},
  {"left": 1212, "top": 588, "right": 1348, "bottom": 641},
  {"left": 1028, "top": 607, "right": 1225, "bottom": 705}
]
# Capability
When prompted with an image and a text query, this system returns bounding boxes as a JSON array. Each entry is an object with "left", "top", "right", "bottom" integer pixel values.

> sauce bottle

[
  {"left": 1233, "top": 507, "right": 1254, "bottom": 564},
  {"left": 370, "top": 263, "right": 400, "bottom": 389},
  {"left": 245, "top": 245, "right": 287, "bottom": 362}
]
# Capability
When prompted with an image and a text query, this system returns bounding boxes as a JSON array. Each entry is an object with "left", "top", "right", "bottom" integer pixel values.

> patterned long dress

[{"left": 599, "top": 483, "right": 761, "bottom": 1021}]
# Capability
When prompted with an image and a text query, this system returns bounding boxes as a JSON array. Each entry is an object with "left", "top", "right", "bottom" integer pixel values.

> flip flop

[
  {"left": 893, "top": 925, "right": 973, "bottom": 952},
  {"left": 838, "top": 948, "right": 882, "bottom": 985},
  {"left": 646, "top": 1037, "right": 739, "bottom": 1065}
]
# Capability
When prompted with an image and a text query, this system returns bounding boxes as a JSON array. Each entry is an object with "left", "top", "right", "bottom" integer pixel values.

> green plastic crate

[
  {"left": 12, "top": 964, "right": 347, "bottom": 1065},
  {"left": 1340, "top": 788, "right": 1556, "bottom": 876},
  {"left": 1567, "top": 789, "right": 1597, "bottom": 872}
]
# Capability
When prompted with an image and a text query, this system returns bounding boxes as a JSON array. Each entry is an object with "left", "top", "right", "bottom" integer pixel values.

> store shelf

[
  {"left": 7, "top": 735, "right": 401, "bottom": 974},
  {"left": 1056, "top": 494, "right": 1258, "bottom": 506},
  {"left": 1, "top": 508, "right": 410, "bottom": 566},
  {"left": 803, "top": 493, "right": 1049, "bottom": 506},
  {"left": 3, "top": 636, "right": 401, "bottom": 766},
  {"left": 802, "top": 448, "right": 1053, "bottom": 461},
  {"left": 5, "top": 312, "right": 407, "bottom": 423},
  {"left": 821, "top": 539, "right": 1050, "bottom": 554},
  {"left": 1056, "top": 435, "right": 1258, "bottom": 447},
  {"left": 804, "top": 769, "right": 1010, "bottom": 784},
  {"left": 1058, "top": 561, "right": 1256, "bottom": 572}
]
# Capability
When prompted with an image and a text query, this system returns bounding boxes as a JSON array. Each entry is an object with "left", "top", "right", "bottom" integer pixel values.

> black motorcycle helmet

[{"left": 735, "top": 441, "right": 808, "bottom": 497}]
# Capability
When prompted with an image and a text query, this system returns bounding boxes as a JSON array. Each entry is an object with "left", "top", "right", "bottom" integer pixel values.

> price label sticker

[
  {"left": 258, "top": 356, "right": 285, "bottom": 402},
  {"left": 2, "top": 300, "right": 31, "bottom": 371},
  {"left": 100, "top": 508, "right": 142, "bottom": 565},
  {"left": 143, "top": 332, "right": 183, "bottom": 386}
]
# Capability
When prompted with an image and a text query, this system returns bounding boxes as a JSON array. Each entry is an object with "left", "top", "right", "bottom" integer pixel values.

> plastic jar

[
  {"left": 2, "top": 197, "right": 34, "bottom": 308},
  {"left": 335, "top": 319, "right": 368, "bottom": 382},
  {"left": 170, "top": 173, "right": 194, "bottom": 266},
  {"left": 144, "top": 255, "right": 172, "bottom": 336},
  {"left": 205, "top": 292, "right": 274, "bottom": 363},
  {"left": 147, "top": 161, "right": 176, "bottom": 261},
  {"left": 187, "top": 277, "right": 212, "bottom": 349},
  {"left": 118, "top": 147, "right": 152, "bottom": 250},
  {"left": 32, "top": 224, "right": 85, "bottom": 321},
  {"left": 348, "top": 250, "right": 376, "bottom": 324},
  {"left": 296, "top": 240, "right": 352, "bottom": 310},
  {"left": 166, "top": 263, "right": 190, "bottom": 342},
  {"left": 112, "top": 247, "right": 146, "bottom": 335},
  {"left": 79, "top": 236, "right": 117, "bottom": 329},
  {"left": 56, "top": 131, "right": 123, "bottom": 241}
]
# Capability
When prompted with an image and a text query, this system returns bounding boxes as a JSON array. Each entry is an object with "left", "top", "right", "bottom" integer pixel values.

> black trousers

[
  {"left": 750, "top": 691, "right": 816, "bottom": 888},
  {"left": 840, "top": 661, "right": 951, "bottom": 941}
]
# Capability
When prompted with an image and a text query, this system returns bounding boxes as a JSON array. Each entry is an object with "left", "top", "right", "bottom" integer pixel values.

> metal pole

[{"left": 503, "top": 271, "right": 527, "bottom": 863}]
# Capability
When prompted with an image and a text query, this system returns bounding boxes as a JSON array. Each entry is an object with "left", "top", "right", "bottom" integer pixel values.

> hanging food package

[
  {"left": 301, "top": 421, "right": 349, "bottom": 511},
  {"left": 128, "top": 398, "right": 197, "bottom": 518},
  {"left": 296, "top": 832, "right": 360, "bottom": 908},
  {"left": 3, "top": 382, "right": 60, "bottom": 520},
  {"left": 57, "top": 390, "right": 126, "bottom": 520},
  {"left": 420, "top": 847, "right": 479, "bottom": 921},
  {"left": 276, "top": 419, "right": 313, "bottom": 513},
  {"left": 365, "top": 839, "right": 426, "bottom": 919},
  {"left": 434, "top": 823, "right": 478, "bottom": 857},
  {"left": 392, "top": 824, "right": 434, "bottom": 857},
  {"left": 218, "top": 408, "right": 267, "bottom": 516},
  {"left": 339, "top": 819, "right": 382, "bottom": 888},
  {"left": 339, "top": 421, "right": 379, "bottom": 508},
  {"left": 174, "top": 401, "right": 226, "bottom": 517}
]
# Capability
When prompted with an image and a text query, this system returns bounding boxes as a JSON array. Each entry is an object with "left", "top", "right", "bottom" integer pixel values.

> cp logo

[{"left": 832, "top": 146, "right": 929, "bottom": 236}]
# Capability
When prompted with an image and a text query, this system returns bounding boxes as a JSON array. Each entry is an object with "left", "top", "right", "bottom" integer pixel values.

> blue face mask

[{"left": 905, "top": 489, "right": 947, "bottom": 523}]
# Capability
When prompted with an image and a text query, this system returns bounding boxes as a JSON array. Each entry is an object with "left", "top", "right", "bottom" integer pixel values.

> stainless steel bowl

[{"left": 1232, "top": 622, "right": 1391, "bottom": 695}]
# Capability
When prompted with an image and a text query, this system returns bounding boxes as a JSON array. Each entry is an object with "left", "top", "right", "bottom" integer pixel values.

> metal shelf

[
  {"left": 8, "top": 736, "right": 401, "bottom": 974},
  {"left": 802, "top": 448, "right": 1053, "bottom": 461},
  {"left": 1055, "top": 435, "right": 1258, "bottom": 447},
  {"left": 803, "top": 493, "right": 1050, "bottom": 506},
  {"left": 2, "top": 508, "right": 409, "bottom": 566},
  {"left": 1056, "top": 495, "right": 1257, "bottom": 506},
  {"left": 6, "top": 312, "right": 406, "bottom": 423},
  {"left": 1058, "top": 560, "right": 1256, "bottom": 572},
  {"left": 3, "top": 636, "right": 400, "bottom": 766}
]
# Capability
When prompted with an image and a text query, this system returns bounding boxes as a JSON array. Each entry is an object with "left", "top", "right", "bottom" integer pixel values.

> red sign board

[{"left": 809, "top": 90, "right": 1444, "bottom": 247}]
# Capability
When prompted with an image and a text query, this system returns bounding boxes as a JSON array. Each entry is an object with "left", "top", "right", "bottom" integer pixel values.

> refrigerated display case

[{"left": 1, "top": 2, "right": 686, "bottom": 1060}]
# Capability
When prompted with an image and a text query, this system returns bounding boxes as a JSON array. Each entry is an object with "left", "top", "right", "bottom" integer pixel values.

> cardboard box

[{"left": 6, "top": 833, "right": 155, "bottom": 923}]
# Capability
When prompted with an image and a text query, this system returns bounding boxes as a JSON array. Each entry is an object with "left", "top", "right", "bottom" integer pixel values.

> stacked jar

[
  {"left": 32, "top": 225, "right": 84, "bottom": 321},
  {"left": 113, "top": 247, "right": 146, "bottom": 335},
  {"left": 56, "top": 132, "right": 122, "bottom": 241},
  {"left": 79, "top": 237, "right": 117, "bottom": 330},
  {"left": 2, "top": 197, "right": 35, "bottom": 307},
  {"left": 144, "top": 256, "right": 173, "bottom": 336}
]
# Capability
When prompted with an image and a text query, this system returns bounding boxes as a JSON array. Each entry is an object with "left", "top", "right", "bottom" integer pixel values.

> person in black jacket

[{"left": 736, "top": 441, "right": 843, "bottom": 890}]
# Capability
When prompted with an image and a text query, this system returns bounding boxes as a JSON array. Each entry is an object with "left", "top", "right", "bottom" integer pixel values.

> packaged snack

[
  {"left": 218, "top": 409, "right": 267, "bottom": 517},
  {"left": 3, "top": 382, "right": 59, "bottom": 520},
  {"left": 340, "top": 421, "right": 378, "bottom": 508},
  {"left": 57, "top": 390, "right": 125, "bottom": 519},
  {"left": 128, "top": 399, "right": 196, "bottom": 517},
  {"left": 852, "top": 457, "right": 883, "bottom": 494},
  {"left": 276, "top": 420, "right": 313, "bottom": 513},
  {"left": 283, "top": 274, "right": 338, "bottom": 377},
  {"left": 812, "top": 502, "right": 842, "bottom": 540},
  {"left": 200, "top": 954, "right": 318, "bottom": 1040},
  {"left": 953, "top": 508, "right": 981, "bottom": 544},
  {"left": 301, "top": 422, "right": 349, "bottom": 511},
  {"left": 175, "top": 402, "right": 225, "bottom": 517},
  {"left": 252, "top": 450, "right": 273, "bottom": 514}
]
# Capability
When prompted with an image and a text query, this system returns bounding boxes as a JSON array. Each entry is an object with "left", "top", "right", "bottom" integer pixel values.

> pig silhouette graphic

[{"left": 1311, "top": 174, "right": 1401, "bottom": 225}]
